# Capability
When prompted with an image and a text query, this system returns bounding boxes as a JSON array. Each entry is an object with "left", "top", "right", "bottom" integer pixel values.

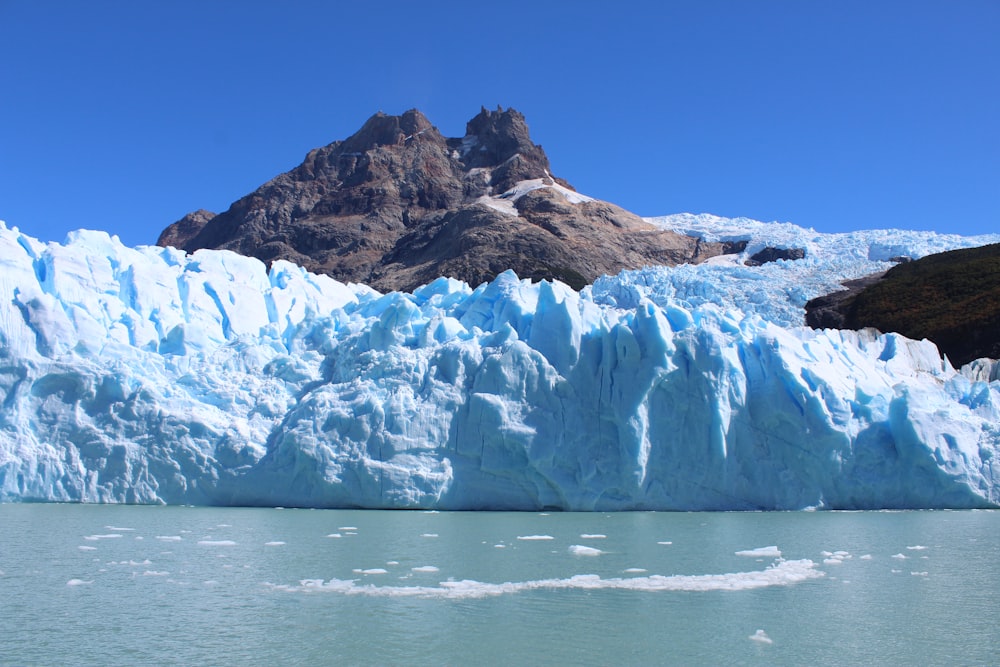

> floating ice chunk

[
  {"left": 264, "top": 541, "right": 285, "bottom": 546},
  {"left": 198, "top": 540, "right": 237, "bottom": 546},
  {"left": 735, "top": 546, "right": 781, "bottom": 558},
  {"left": 624, "top": 568, "right": 647, "bottom": 574},
  {"left": 105, "top": 526, "right": 135, "bottom": 531},
  {"left": 580, "top": 534, "right": 607, "bottom": 539},
  {"left": 860, "top": 554, "right": 873, "bottom": 560},
  {"left": 823, "top": 550, "right": 851, "bottom": 564},
  {"left": 657, "top": 541, "right": 673, "bottom": 546},
  {"left": 906, "top": 545, "right": 928, "bottom": 550},
  {"left": 78, "top": 545, "right": 97, "bottom": 551},
  {"left": 66, "top": 579, "right": 93, "bottom": 586},
  {"left": 156, "top": 536, "right": 182, "bottom": 541},
  {"left": 569, "top": 545, "right": 603, "bottom": 556},
  {"left": 494, "top": 544, "right": 506, "bottom": 549},
  {"left": 420, "top": 533, "right": 438, "bottom": 538},
  {"left": 268, "top": 558, "right": 824, "bottom": 598},
  {"left": 143, "top": 570, "right": 169, "bottom": 576},
  {"left": 84, "top": 534, "right": 123, "bottom": 541},
  {"left": 749, "top": 629, "right": 773, "bottom": 645},
  {"left": 891, "top": 553, "right": 908, "bottom": 559},
  {"left": 911, "top": 571, "right": 929, "bottom": 576},
  {"left": 338, "top": 527, "right": 358, "bottom": 531},
  {"left": 517, "top": 535, "right": 554, "bottom": 541},
  {"left": 326, "top": 533, "right": 342, "bottom": 538},
  {"left": 352, "top": 568, "right": 388, "bottom": 575},
  {"left": 412, "top": 566, "right": 440, "bottom": 573}
]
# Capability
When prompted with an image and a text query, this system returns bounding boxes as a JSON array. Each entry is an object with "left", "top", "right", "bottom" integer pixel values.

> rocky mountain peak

[
  {"left": 159, "top": 107, "right": 732, "bottom": 291},
  {"left": 340, "top": 108, "right": 439, "bottom": 154},
  {"left": 458, "top": 106, "right": 549, "bottom": 171}
]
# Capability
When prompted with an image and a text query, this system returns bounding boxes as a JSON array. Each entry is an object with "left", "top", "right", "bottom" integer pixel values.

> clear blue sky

[{"left": 1, "top": 1, "right": 997, "bottom": 247}]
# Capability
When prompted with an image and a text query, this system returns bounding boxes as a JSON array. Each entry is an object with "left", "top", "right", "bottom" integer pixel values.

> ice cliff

[{"left": 1, "top": 218, "right": 999, "bottom": 509}]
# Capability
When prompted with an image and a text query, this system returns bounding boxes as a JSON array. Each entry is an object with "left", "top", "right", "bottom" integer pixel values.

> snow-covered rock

[{"left": 0, "top": 217, "right": 998, "bottom": 509}]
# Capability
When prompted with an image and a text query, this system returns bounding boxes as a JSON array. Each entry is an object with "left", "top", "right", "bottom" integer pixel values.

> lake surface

[{"left": 1, "top": 505, "right": 997, "bottom": 666}]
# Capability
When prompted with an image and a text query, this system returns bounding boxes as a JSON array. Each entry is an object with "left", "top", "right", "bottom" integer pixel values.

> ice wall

[{"left": 0, "top": 220, "right": 997, "bottom": 509}]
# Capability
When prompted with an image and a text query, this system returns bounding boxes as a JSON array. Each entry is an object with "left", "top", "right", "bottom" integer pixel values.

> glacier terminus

[{"left": 1, "top": 216, "right": 998, "bottom": 510}]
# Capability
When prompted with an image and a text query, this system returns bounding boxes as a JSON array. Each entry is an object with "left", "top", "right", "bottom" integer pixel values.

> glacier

[{"left": 0, "top": 217, "right": 998, "bottom": 510}]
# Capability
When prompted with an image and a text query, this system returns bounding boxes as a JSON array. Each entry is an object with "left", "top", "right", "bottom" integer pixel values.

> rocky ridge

[{"left": 159, "top": 107, "right": 731, "bottom": 291}]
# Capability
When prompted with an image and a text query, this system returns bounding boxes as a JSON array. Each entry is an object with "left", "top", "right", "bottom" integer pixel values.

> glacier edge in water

[{"left": 0, "top": 219, "right": 998, "bottom": 510}]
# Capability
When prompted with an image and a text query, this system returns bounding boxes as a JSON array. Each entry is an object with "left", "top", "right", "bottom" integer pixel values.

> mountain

[
  {"left": 805, "top": 243, "right": 1000, "bottom": 366},
  {"left": 2, "top": 217, "right": 999, "bottom": 509},
  {"left": 157, "top": 108, "right": 731, "bottom": 291}
]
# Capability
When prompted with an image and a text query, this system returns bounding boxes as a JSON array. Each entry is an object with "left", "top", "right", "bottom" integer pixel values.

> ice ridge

[{"left": 0, "top": 218, "right": 998, "bottom": 509}]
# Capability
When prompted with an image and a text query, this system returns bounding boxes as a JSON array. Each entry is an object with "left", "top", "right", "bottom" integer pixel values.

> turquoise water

[{"left": 1, "top": 506, "right": 997, "bottom": 666}]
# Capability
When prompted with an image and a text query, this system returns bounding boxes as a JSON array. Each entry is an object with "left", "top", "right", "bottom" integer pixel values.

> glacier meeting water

[{"left": 0, "top": 505, "right": 997, "bottom": 666}]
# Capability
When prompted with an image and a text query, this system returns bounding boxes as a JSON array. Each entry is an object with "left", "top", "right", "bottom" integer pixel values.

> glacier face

[{"left": 0, "top": 218, "right": 998, "bottom": 509}]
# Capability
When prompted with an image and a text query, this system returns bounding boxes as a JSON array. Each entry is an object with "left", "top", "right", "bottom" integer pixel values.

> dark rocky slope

[
  {"left": 806, "top": 243, "right": 1000, "bottom": 366},
  {"left": 159, "top": 107, "right": 731, "bottom": 292}
]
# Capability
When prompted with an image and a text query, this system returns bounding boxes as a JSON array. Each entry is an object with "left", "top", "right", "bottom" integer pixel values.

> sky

[{"left": 1, "top": 1, "right": 997, "bottom": 248}]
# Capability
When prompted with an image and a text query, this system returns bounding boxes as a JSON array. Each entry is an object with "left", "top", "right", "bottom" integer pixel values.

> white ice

[
  {"left": 568, "top": 545, "right": 603, "bottom": 556},
  {"left": 269, "top": 558, "right": 823, "bottom": 598},
  {"left": 736, "top": 546, "right": 781, "bottom": 558}
]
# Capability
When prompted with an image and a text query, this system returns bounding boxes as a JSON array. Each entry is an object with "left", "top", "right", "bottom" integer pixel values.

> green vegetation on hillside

[{"left": 845, "top": 243, "right": 1000, "bottom": 366}]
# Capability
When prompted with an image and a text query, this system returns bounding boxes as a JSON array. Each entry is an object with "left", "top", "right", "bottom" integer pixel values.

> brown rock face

[
  {"left": 160, "top": 107, "right": 730, "bottom": 292},
  {"left": 157, "top": 209, "right": 215, "bottom": 249}
]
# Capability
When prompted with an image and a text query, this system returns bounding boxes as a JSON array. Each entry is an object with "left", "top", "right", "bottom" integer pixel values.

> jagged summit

[
  {"left": 159, "top": 107, "right": 728, "bottom": 291},
  {"left": 340, "top": 108, "right": 439, "bottom": 153},
  {"left": 458, "top": 106, "right": 551, "bottom": 174}
]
